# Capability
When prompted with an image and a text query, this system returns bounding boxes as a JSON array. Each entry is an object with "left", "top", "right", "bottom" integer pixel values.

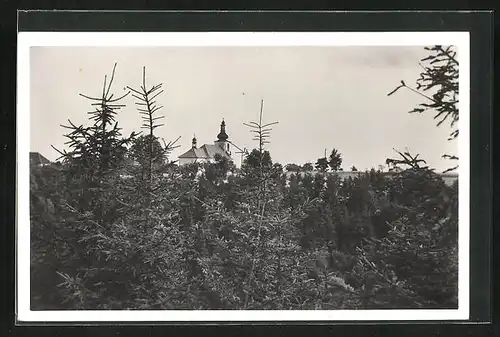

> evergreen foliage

[
  {"left": 328, "top": 149, "right": 343, "bottom": 172},
  {"left": 388, "top": 45, "right": 459, "bottom": 172}
]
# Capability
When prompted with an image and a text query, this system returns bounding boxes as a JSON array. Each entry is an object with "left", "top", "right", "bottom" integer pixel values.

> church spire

[
  {"left": 192, "top": 134, "right": 197, "bottom": 148},
  {"left": 217, "top": 118, "right": 228, "bottom": 141}
]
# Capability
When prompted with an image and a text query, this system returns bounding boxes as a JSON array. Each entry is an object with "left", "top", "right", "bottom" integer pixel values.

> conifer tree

[
  {"left": 241, "top": 99, "right": 280, "bottom": 308},
  {"left": 126, "top": 66, "right": 179, "bottom": 189},
  {"left": 45, "top": 63, "right": 142, "bottom": 308},
  {"left": 388, "top": 45, "right": 459, "bottom": 172},
  {"left": 242, "top": 149, "right": 273, "bottom": 171},
  {"left": 52, "top": 63, "right": 136, "bottom": 223}
]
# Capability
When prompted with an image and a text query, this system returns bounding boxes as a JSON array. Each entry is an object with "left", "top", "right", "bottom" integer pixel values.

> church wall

[{"left": 178, "top": 157, "right": 214, "bottom": 166}]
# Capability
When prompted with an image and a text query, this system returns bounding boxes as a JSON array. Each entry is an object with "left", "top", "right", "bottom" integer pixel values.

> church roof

[
  {"left": 178, "top": 144, "right": 230, "bottom": 160},
  {"left": 178, "top": 147, "right": 207, "bottom": 159}
]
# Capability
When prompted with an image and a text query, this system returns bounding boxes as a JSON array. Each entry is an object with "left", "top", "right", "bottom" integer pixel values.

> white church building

[{"left": 178, "top": 119, "right": 233, "bottom": 165}]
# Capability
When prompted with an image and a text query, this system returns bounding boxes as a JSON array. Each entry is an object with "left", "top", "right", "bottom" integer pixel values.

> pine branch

[{"left": 388, "top": 45, "right": 459, "bottom": 145}]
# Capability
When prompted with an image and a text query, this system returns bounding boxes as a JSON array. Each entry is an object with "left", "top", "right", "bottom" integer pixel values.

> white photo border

[{"left": 17, "top": 31, "right": 470, "bottom": 322}]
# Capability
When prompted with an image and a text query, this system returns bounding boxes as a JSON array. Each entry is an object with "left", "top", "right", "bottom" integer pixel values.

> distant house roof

[
  {"left": 178, "top": 144, "right": 230, "bottom": 160},
  {"left": 30, "top": 152, "right": 51, "bottom": 166}
]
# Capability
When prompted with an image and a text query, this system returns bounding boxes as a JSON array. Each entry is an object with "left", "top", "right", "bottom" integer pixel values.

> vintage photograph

[{"left": 21, "top": 33, "right": 466, "bottom": 319}]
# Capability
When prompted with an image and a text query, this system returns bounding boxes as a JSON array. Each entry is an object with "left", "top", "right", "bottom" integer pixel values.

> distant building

[
  {"left": 30, "top": 152, "right": 51, "bottom": 167},
  {"left": 178, "top": 119, "right": 233, "bottom": 165}
]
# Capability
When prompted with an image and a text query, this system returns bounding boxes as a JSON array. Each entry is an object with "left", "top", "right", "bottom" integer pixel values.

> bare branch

[{"left": 104, "top": 62, "right": 118, "bottom": 99}]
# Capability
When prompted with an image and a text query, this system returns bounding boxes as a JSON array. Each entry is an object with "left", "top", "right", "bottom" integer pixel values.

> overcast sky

[{"left": 30, "top": 46, "right": 457, "bottom": 172}]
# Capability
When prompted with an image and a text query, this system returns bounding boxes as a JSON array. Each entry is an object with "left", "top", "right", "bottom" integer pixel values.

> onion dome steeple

[{"left": 217, "top": 119, "right": 229, "bottom": 141}]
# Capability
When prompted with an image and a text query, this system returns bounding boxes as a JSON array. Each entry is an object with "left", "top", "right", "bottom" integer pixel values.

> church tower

[
  {"left": 214, "top": 119, "right": 231, "bottom": 155},
  {"left": 178, "top": 119, "right": 234, "bottom": 165}
]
